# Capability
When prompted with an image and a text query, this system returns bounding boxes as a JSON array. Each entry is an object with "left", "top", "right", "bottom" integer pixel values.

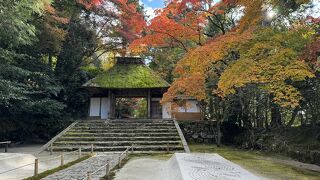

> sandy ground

[
  {"left": 114, "top": 153, "right": 259, "bottom": 180},
  {"left": 0, "top": 144, "right": 42, "bottom": 154},
  {"left": 114, "top": 158, "right": 168, "bottom": 180},
  {"left": 0, "top": 144, "right": 79, "bottom": 180}
]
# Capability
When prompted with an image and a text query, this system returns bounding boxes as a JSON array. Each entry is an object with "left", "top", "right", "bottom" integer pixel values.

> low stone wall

[
  {"left": 288, "top": 150, "right": 320, "bottom": 166},
  {"left": 177, "top": 121, "right": 216, "bottom": 143}
]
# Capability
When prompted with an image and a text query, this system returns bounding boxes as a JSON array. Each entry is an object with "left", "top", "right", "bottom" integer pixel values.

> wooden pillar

[
  {"left": 50, "top": 143, "right": 53, "bottom": 155},
  {"left": 147, "top": 89, "right": 151, "bottom": 119},
  {"left": 34, "top": 159, "right": 39, "bottom": 176},
  {"left": 79, "top": 147, "right": 82, "bottom": 158},
  {"left": 87, "top": 172, "right": 92, "bottom": 180},
  {"left": 60, "top": 153, "right": 64, "bottom": 166},
  {"left": 118, "top": 155, "right": 122, "bottom": 168},
  {"left": 108, "top": 90, "right": 111, "bottom": 119},
  {"left": 105, "top": 162, "right": 110, "bottom": 177},
  {"left": 108, "top": 90, "right": 115, "bottom": 119}
]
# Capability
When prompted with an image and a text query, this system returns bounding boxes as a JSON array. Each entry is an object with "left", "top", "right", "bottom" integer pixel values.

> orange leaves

[
  {"left": 77, "top": 0, "right": 104, "bottom": 9},
  {"left": 88, "top": 0, "right": 146, "bottom": 45},
  {"left": 130, "top": 0, "right": 221, "bottom": 53},
  {"left": 130, "top": 11, "right": 203, "bottom": 52},
  {"left": 177, "top": 29, "right": 253, "bottom": 75},
  {"left": 116, "top": 0, "right": 146, "bottom": 36},
  {"left": 129, "top": 0, "right": 317, "bottom": 109},
  {"left": 162, "top": 72, "right": 206, "bottom": 103},
  {"left": 43, "top": 3, "right": 69, "bottom": 25},
  {"left": 236, "top": 0, "right": 263, "bottom": 31},
  {"left": 301, "top": 38, "right": 320, "bottom": 70},
  {"left": 161, "top": 29, "right": 253, "bottom": 103},
  {"left": 129, "top": 0, "right": 258, "bottom": 53}
]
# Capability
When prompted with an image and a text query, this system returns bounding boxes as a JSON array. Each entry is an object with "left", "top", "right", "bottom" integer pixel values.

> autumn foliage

[
  {"left": 77, "top": 0, "right": 318, "bottom": 108},
  {"left": 129, "top": 0, "right": 318, "bottom": 108},
  {"left": 78, "top": 0, "right": 146, "bottom": 44}
]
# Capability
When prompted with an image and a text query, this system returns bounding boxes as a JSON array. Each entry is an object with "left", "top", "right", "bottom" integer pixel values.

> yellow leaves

[
  {"left": 177, "top": 29, "right": 254, "bottom": 76},
  {"left": 217, "top": 28, "right": 316, "bottom": 108},
  {"left": 237, "top": 0, "right": 263, "bottom": 32},
  {"left": 217, "top": 55, "right": 313, "bottom": 108},
  {"left": 100, "top": 54, "right": 116, "bottom": 71},
  {"left": 263, "top": 83, "right": 302, "bottom": 108},
  {"left": 217, "top": 58, "right": 258, "bottom": 96},
  {"left": 163, "top": 28, "right": 254, "bottom": 103}
]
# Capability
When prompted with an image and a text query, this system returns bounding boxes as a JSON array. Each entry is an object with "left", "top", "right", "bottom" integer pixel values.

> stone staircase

[{"left": 46, "top": 119, "right": 186, "bottom": 153}]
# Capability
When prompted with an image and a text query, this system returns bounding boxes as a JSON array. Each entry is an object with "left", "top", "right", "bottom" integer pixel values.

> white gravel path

[{"left": 43, "top": 153, "right": 119, "bottom": 180}]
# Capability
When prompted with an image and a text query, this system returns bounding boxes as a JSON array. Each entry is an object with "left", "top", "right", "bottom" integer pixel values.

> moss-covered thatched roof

[{"left": 83, "top": 57, "right": 170, "bottom": 89}]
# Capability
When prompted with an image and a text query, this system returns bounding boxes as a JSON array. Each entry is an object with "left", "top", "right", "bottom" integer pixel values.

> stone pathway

[
  {"left": 115, "top": 153, "right": 260, "bottom": 180},
  {"left": 259, "top": 156, "right": 320, "bottom": 173},
  {"left": 44, "top": 153, "right": 119, "bottom": 180}
]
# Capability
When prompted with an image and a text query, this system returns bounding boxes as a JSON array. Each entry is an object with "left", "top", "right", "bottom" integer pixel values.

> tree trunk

[
  {"left": 270, "top": 102, "right": 282, "bottom": 128},
  {"left": 286, "top": 107, "right": 299, "bottom": 127},
  {"left": 300, "top": 111, "right": 305, "bottom": 126},
  {"left": 216, "top": 120, "right": 221, "bottom": 147},
  {"left": 256, "top": 104, "right": 263, "bottom": 128},
  {"left": 48, "top": 53, "right": 53, "bottom": 70},
  {"left": 208, "top": 97, "right": 214, "bottom": 120}
]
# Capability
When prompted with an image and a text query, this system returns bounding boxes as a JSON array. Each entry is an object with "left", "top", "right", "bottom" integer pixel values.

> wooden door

[{"left": 151, "top": 100, "right": 162, "bottom": 119}]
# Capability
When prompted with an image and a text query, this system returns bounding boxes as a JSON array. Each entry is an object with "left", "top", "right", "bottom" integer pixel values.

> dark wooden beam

[
  {"left": 109, "top": 90, "right": 116, "bottom": 119},
  {"left": 147, "top": 89, "right": 151, "bottom": 119}
]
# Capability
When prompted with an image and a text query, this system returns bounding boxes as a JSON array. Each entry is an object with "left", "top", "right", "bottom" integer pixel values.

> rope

[
  {"left": 91, "top": 163, "right": 109, "bottom": 175},
  {"left": 63, "top": 149, "right": 82, "bottom": 156},
  {"left": 0, "top": 146, "right": 94, "bottom": 175},
  {"left": 84, "top": 145, "right": 134, "bottom": 179},
  {"left": 40, "top": 146, "right": 91, "bottom": 162},
  {"left": 39, "top": 155, "right": 61, "bottom": 162},
  {"left": 0, "top": 162, "right": 34, "bottom": 174}
]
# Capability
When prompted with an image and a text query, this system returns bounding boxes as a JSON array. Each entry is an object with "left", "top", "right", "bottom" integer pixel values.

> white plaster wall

[
  {"left": 178, "top": 106, "right": 186, "bottom": 112},
  {"left": 89, "top": 98, "right": 100, "bottom": 117},
  {"left": 100, "top": 97, "right": 109, "bottom": 119},
  {"left": 186, "top": 100, "right": 200, "bottom": 112},
  {"left": 162, "top": 102, "right": 172, "bottom": 119},
  {"left": 175, "top": 100, "right": 200, "bottom": 113}
]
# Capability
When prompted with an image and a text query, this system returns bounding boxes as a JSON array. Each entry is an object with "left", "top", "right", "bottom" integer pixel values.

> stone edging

[
  {"left": 173, "top": 119, "right": 190, "bottom": 153},
  {"left": 37, "top": 120, "right": 79, "bottom": 154}
]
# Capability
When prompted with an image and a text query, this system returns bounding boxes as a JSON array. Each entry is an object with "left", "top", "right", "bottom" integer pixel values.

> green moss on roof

[{"left": 84, "top": 64, "right": 170, "bottom": 89}]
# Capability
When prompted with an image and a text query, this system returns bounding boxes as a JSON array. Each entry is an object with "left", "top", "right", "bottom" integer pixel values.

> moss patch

[
  {"left": 189, "top": 143, "right": 320, "bottom": 180},
  {"left": 86, "top": 64, "right": 169, "bottom": 88},
  {"left": 127, "top": 153, "right": 173, "bottom": 160},
  {"left": 25, "top": 155, "right": 92, "bottom": 180}
]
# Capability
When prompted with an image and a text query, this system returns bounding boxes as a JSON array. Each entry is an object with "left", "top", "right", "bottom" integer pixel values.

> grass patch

[
  {"left": 189, "top": 143, "right": 320, "bottom": 180},
  {"left": 102, "top": 157, "right": 130, "bottom": 180},
  {"left": 25, "top": 155, "right": 92, "bottom": 180},
  {"left": 128, "top": 152, "right": 173, "bottom": 160}
]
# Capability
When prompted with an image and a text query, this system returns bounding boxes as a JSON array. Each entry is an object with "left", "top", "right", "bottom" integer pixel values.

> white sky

[{"left": 139, "top": 0, "right": 320, "bottom": 21}]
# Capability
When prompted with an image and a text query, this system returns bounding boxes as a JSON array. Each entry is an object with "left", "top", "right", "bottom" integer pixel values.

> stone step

[
  {"left": 72, "top": 126, "right": 176, "bottom": 130},
  {"left": 53, "top": 140, "right": 181, "bottom": 146},
  {"left": 57, "top": 136, "right": 181, "bottom": 142},
  {"left": 67, "top": 129, "right": 178, "bottom": 133},
  {"left": 109, "top": 120, "right": 174, "bottom": 123},
  {"left": 64, "top": 132, "right": 178, "bottom": 137},
  {"left": 43, "top": 119, "right": 184, "bottom": 153},
  {"left": 78, "top": 120, "right": 174, "bottom": 124},
  {"left": 51, "top": 145, "right": 184, "bottom": 152},
  {"left": 74, "top": 123, "right": 174, "bottom": 127}
]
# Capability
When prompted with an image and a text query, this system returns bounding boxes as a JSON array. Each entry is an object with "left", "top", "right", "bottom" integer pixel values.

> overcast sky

[{"left": 140, "top": 0, "right": 320, "bottom": 21}]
